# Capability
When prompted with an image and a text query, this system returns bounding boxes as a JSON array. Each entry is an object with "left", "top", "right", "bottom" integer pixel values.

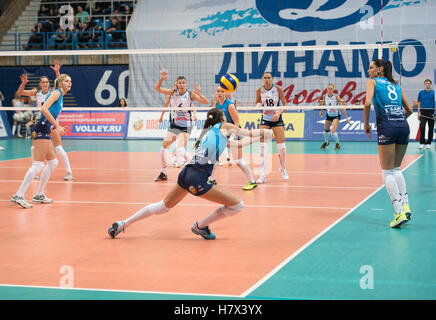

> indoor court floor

[{"left": 0, "top": 138, "right": 435, "bottom": 300}]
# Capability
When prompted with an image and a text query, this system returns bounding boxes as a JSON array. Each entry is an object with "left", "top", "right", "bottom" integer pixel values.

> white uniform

[
  {"left": 35, "top": 89, "right": 52, "bottom": 120},
  {"left": 324, "top": 94, "right": 340, "bottom": 118},
  {"left": 169, "top": 89, "right": 192, "bottom": 128},
  {"left": 260, "top": 85, "right": 281, "bottom": 122}
]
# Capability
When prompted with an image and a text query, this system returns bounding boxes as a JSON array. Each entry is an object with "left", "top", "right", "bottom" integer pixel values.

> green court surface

[{"left": 1, "top": 138, "right": 435, "bottom": 300}]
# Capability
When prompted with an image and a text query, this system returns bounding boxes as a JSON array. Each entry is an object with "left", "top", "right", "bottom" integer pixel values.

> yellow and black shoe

[
  {"left": 242, "top": 182, "right": 258, "bottom": 191},
  {"left": 390, "top": 211, "right": 408, "bottom": 228}
]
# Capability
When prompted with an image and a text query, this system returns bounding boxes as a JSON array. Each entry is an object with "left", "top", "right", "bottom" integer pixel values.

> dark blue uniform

[{"left": 372, "top": 77, "right": 409, "bottom": 145}]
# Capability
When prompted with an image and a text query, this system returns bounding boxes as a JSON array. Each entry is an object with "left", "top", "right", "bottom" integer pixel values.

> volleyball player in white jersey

[
  {"left": 319, "top": 84, "right": 350, "bottom": 151},
  {"left": 255, "top": 72, "right": 289, "bottom": 183},
  {"left": 17, "top": 61, "right": 74, "bottom": 180},
  {"left": 154, "top": 70, "right": 209, "bottom": 181},
  {"left": 158, "top": 82, "right": 198, "bottom": 168}
]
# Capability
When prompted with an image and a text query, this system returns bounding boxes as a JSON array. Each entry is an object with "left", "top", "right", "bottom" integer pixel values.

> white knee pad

[
  {"left": 47, "top": 158, "right": 59, "bottom": 170},
  {"left": 223, "top": 201, "right": 245, "bottom": 216},
  {"left": 32, "top": 161, "right": 45, "bottom": 174},
  {"left": 277, "top": 143, "right": 286, "bottom": 151},
  {"left": 55, "top": 145, "right": 66, "bottom": 155}
]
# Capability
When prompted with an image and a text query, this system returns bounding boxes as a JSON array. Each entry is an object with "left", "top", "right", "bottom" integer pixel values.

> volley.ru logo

[{"left": 255, "top": 0, "right": 389, "bottom": 32}]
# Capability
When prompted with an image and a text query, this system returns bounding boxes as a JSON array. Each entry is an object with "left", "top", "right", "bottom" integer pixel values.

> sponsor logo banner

[
  {"left": 0, "top": 111, "right": 10, "bottom": 138},
  {"left": 58, "top": 111, "right": 129, "bottom": 138},
  {"left": 127, "top": 111, "right": 305, "bottom": 139}
]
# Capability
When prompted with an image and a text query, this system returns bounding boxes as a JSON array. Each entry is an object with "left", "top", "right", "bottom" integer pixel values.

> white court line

[
  {"left": 240, "top": 154, "right": 423, "bottom": 297},
  {"left": 0, "top": 179, "right": 377, "bottom": 190},
  {"left": 0, "top": 283, "right": 241, "bottom": 299},
  {"left": 0, "top": 199, "right": 352, "bottom": 210},
  {"left": 0, "top": 166, "right": 381, "bottom": 175}
]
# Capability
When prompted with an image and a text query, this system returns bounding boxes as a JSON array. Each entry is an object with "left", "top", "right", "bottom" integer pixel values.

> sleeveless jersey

[
  {"left": 324, "top": 94, "right": 340, "bottom": 117},
  {"left": 372, "top": 77, "right": 408, "bottom": 128},
  {"left": 169, "top": 89, "right": 192, "bottom": 128},
  {"left": 36, "top": 89, "right": 63, "bottom": 123},
  {"left": 260, "top": 85, "right": 280, "bottom": 121},
  {"left": 36, "top": 89, "right": 52, "bottom": 108},
  {"left": 216, "top": 98, "right": 235, "bottom": 124},
  {"left": 190, "top": 123, "right": 229, "bottom": 172},
  {"left": 34, "top": 88, "right": 52, "bottom": 120}
]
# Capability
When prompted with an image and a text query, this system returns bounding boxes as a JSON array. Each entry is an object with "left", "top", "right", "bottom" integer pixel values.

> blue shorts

[
  {"left": 326, "top": 114, "right": 341, "bottom": 122},
  {"left": 32, "top": 120, "right": 53, "bottom": 140},
  {"left": 177, "top": 164, "right": 214, "bottom": 196},
  {"left": 377, "top": 126, "right": 410, "bottom": 145},
  {"left": 260, "top": 115, "right": 284, "bottom": 128},
  {"left": 169, "top": 123, "right": 192, "bottom": 135}
]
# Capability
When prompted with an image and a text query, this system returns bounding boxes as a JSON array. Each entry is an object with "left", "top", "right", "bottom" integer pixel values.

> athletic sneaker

[
  {"left": 108, "top": 221, "right": 125, "bottom": 239},
  {"left": 320, "top": 142, "right": 329, "bottom": 150},
  {"left": 256, "top": 176, "right": 267, "bottom": 184},
  {"left": 280, "top": 168, "right": 289, "bottom": 180},
  {"left": 419, "top": 144, "right": 424, "bottom": 150},
  {"left": 33, "top": 194, "right": 53, "bottom": 203},
  {"left": 207, "top": 177, "right": 217, "bottom": 185},
  {"left": 64, "top": 172, "right": 73, "bottom": 181},
  {"left": 335, "top": 143, "right": 341, "bottom": 150},
  {"left": 390, "top": 212, "right": 408, "bottom": 228},
  {"left": 426, "top": 144, "right": 431, "bottom": 149},
  {"left": 403, "top": 204, "right": 411, "bottom": 220},
  {"left": 154, "top": 172, "right": 168, "bottom": 181},
  {"left": 0, "top": 146, "right": 4, "bottom": 151},
  {"left": 11, "top": 195, "right": 32, "bottom": 209},
  {"left": 191, "top": 222, "right": 216, "bottom": 240},
  {"left": 242, "top": 182, "right": 258, "bottom": 191}
]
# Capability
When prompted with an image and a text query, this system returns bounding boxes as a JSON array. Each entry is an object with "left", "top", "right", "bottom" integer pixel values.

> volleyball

[{"left": 219, "top": 73, "right": 239, "bottom": 92}]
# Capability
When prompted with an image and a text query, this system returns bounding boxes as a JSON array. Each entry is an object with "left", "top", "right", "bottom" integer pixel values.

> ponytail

[{"left": 194, "top": 108, "right": 224, "bottom": 149}]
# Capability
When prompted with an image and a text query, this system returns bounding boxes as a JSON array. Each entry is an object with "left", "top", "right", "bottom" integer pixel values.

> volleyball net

[{"left": 0, "top": 41, "right": 421, "bottom": 143}]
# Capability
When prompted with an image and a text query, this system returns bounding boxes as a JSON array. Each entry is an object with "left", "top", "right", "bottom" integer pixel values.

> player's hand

[
  {"left": 158, "top": 116, "right": 163, "bottom": 123},
  {"left": 364, "top": 123, "right": 371, "bottom": 138},
  {"left": 193, "top": 115, "right": 198, "bottom": 121},
  {"left": 194, "top": 83, "right": 201, "bottom": 95},
  {"left": 56, "top": 126, "right": 67, "bottom": 136},
  {"left": 20, "top": 74, "right": 28, "bottom": 84},
  {"left": 50, "top": 60, "right": 62, "bottom": 73},
  {"left": 160, "top": 69, "right": 168, "bottom": 80},
  {"left": 319, "top": 110, "right": 323, "bottom": 117}
]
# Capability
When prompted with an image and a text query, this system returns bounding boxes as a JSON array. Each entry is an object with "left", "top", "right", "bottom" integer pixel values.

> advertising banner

[
  {"left": 0, "top": 111, "right": 10, "bottom": 138},
  {"left": 58, "top": 111, "right": 129, "bottom": 139}
]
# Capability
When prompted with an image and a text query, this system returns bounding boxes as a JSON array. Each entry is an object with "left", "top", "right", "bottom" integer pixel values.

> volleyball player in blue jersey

[
  {"left": 363, "top": 59, "right": 413, "bottom": 228},
  {"left": 214, "top": 86, "right": 258, "bottom": 190},
  {"left": 108, "top": 108, "right": 271, "bottom": 240},
  {"left": 11, "top": 74, "right": 71, "bottom": 208}
]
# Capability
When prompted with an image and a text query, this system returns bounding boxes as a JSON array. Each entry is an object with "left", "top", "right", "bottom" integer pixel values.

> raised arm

[
  {"left": 50, "top": 59, "right": 62, "bottom": 79},
  {"left": 154, "top": 70, "right": 174, "bottom": 95},
  {"left": 191, "top": 83, "right": 209, "bottom": 105},
  {"left": 17, "top": 74, "right": 37, "bottom": 97}
]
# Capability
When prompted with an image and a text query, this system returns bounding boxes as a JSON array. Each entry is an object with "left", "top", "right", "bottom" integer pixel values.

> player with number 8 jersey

[{"left": 364, "top": 59, "right": 413, "bottom": 228}]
